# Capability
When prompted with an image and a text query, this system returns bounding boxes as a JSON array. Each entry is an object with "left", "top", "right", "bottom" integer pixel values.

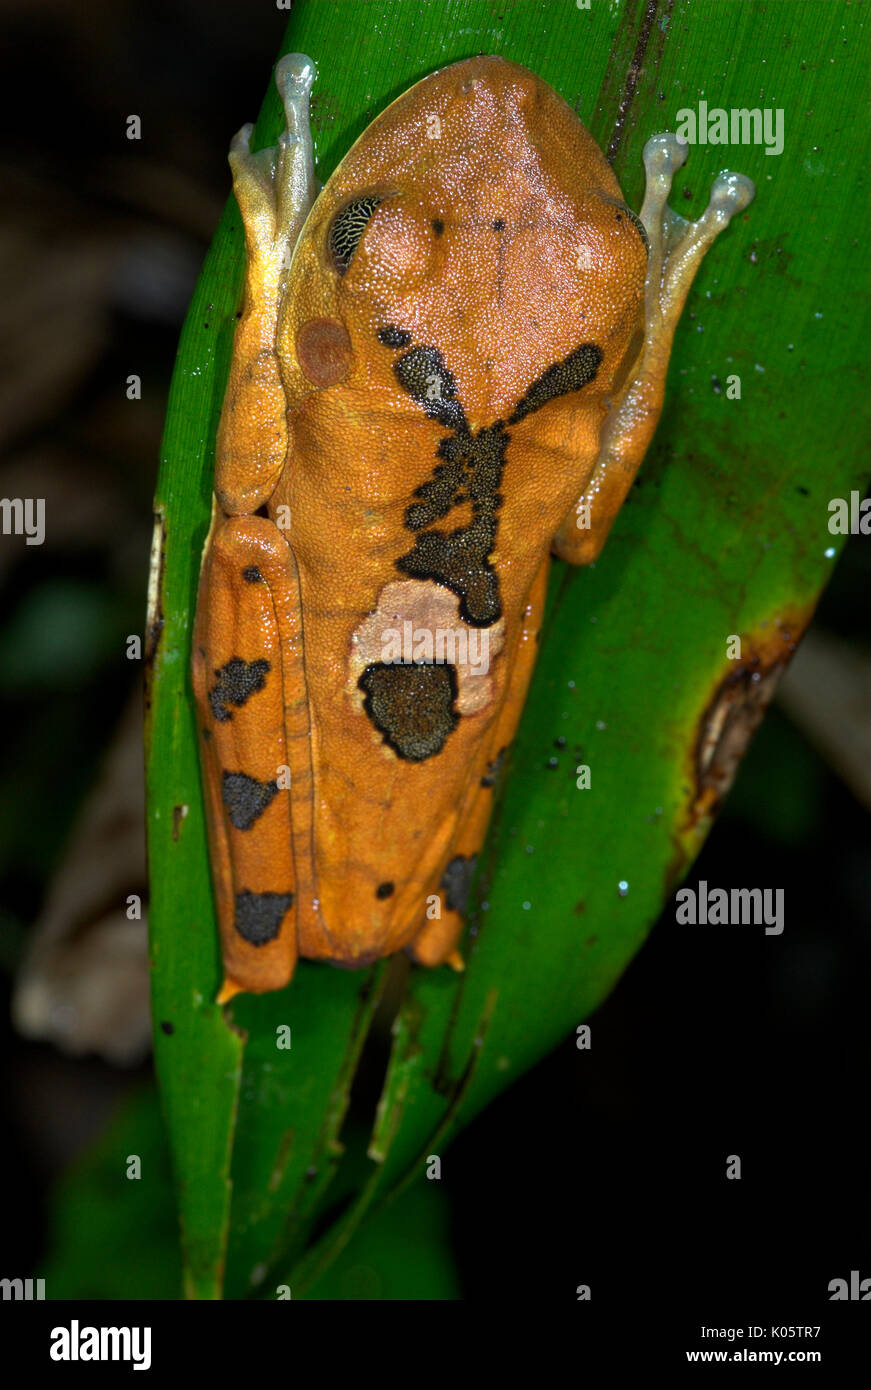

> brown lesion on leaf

[
  {"left": 685, "top": 608, "right": 813, "bottom": 831},
  {"left": 171, "top": 804, "right": 188, "bottom": 842},
  {"left": 268, "top": 1128, "right": 295, "bottom": 1195},
  {"left": 145, "top": 507, "right": 166, "bottom": 665},
  {"left": 663, "top": 608, "right": 813, "bottom": 899}
]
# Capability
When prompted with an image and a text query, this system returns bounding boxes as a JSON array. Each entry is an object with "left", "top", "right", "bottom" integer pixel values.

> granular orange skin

[{"left": 191, "top": 55, "right": 753, "bottom": 998}]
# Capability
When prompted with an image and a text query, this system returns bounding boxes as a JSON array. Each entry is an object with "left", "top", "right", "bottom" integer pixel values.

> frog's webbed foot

[
  {"left": 553, "top": 135, "right": 754, "bottom": 566},
  {"left": 229, "top": 53, "right": 318, "bottom": 278},
  {"left": 639, "top": 134, "right": 755, "bottom": 360},
  {"left": 216, "top": 54, "right": 318, "bottom": 513}
]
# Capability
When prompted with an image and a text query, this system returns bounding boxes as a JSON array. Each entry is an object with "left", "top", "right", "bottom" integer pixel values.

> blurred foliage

[{"left": 40, "top": 1087, "right": 181, "bottom": 1301}]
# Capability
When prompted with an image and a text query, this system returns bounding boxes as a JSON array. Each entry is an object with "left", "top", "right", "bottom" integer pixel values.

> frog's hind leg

[
  {"left": 216, "top": 53, "right": 317, "bottom": 514},
  {"left": 409, "top": 558, "right": 551, "bottom": 970},
  {"left": 193, "top": 514, "right": 311, "bottom": 1000},
  {"left": 193, "top": 53, "right": 318, "bottom": 1000},
  {"left": 554, "top": 134, "right": 755, "bottom": 566}
]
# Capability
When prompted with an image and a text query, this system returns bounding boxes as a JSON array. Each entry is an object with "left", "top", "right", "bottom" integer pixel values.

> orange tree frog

[{"left": 192, "top": 53, "right": 754, "bottom": 999}]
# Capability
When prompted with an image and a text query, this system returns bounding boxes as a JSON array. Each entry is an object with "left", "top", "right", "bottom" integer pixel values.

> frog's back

[{"left": 264, "top": 58, "right": 647, "bottom": 963}]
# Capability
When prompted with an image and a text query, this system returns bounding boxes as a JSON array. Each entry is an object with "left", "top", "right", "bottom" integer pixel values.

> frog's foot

[
  {"left": 229, "top": 52, "right": 317, "bottom": 278},
  {"left": 409, "top": 908, "right": 466, "bottom": 971},
  {"left": 553, "top": 136, "right": 754, "bottom": 566},
  {"left": 639, "top": 133, "right": 755, "bottom": 347}
]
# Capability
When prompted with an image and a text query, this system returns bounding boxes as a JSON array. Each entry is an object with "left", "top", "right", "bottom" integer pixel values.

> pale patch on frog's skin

[{"left": 349, "top": 578, "right": 505, "bottom": 716}]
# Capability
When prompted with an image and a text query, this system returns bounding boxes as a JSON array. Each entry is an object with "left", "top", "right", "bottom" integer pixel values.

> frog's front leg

[
  {"left": 554, "top": 135, "right": 755, "bottom": 565},
  {"left": 215, "top": 52, "right": 317, "bottom": 514}
]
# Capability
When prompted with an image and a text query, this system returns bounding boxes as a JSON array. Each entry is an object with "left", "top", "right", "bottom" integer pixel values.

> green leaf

[
  {"left": 146, "top": 0, "right": 870, "bottom": 1298},
  {"left": 40, "top": 1087, "right": 181, "bottom": 1301},
  {"left": 300, "top": 1176, "right": 461, "bottom": 1300}
]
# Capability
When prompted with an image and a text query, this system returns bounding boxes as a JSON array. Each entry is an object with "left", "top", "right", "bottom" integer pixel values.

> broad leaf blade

[{"left": 147, "top": 0, "right": 869, "bottom": 1299}]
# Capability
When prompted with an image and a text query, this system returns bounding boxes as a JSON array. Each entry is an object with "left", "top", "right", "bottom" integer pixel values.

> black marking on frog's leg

[
  {"left": 441, "top": 854, "right": 478, "bottom": 916},
  {"left": 234, "top": 890, "right": 294, "bottom": 946},
  {"left": 242, "top": 565, "right": 263, "bottom": 583},
  {"left": 209, "top": 657, "right": 270, "bottom": 723},
  {"left": 377, "top": 325, "right": 412, "bottom": 348},
  {"left": 375, "top": 881, "right": 395, "bottom": 899},
  {"left": 222, "top": 771, "right": 279, "bottom": 831},
  {"left": 359, "top": 662, "right": 458, "bottom": 762},
  {"left": 431, "top": 217, "right": 444, "bottom": 236},
  {"left": 480, "top": 747, "right": 507, "bottom": 789},
  {"left": 393, "top": 346, "right": 468, "bottom": 433},
  {"left": 492, "top": 217, "right": 505, "bottom": 231},
  {"left": 508, "top": 344, "right": 603, "bottom": 424}
]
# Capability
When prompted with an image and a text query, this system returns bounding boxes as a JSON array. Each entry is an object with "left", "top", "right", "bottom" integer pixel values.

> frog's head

[{"left": 280, "top": 56, "right": 647, "bottom": 430}]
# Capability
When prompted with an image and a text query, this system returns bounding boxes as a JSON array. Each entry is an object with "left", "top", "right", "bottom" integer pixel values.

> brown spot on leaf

[
  {"left": 664, "top": 612, "right": 812, "bottom": 897},
  {"left": 144, "top": 507, "right": 166, "bottom": 707},
  {"left": 171, "top": 804, "right": 188, "bottom": 841},
  {"left": 686, "top": 610, "right": 812, "bottom": 831}
]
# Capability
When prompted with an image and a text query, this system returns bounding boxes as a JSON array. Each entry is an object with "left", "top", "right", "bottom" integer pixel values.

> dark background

[{"left": 0, "top": 0, "right": 868, "bottom": 1307}]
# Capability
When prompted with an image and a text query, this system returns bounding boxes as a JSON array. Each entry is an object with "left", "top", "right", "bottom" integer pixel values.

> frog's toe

[
  {"left": 709, "top": 169, "right": 756, "bottom": 218},
  {"left": 643, "top": 131, "right": 689, "bottom": 185},
  {"left": 230, "top": 121, "right": 254, "bottom": 158},
  {"left": 275, "top": 52, "right": 316, "bottom": 103}
]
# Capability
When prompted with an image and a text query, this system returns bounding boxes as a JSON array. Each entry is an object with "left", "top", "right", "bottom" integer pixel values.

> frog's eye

[
  {"left": 595, "top": 191, "right": 650, "bottom": 255},
  {"left": 328, "top": 194, "right": 383, "bottom": 274},
  {"left": 620, "top": 205, "right": 650, "bottom": 255}
]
